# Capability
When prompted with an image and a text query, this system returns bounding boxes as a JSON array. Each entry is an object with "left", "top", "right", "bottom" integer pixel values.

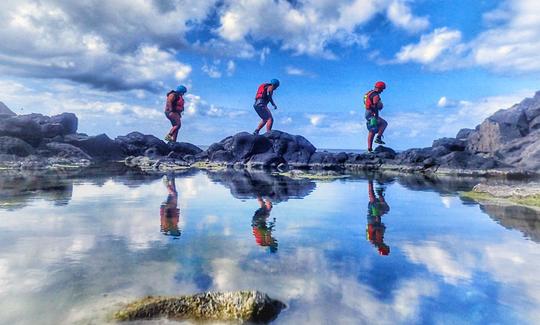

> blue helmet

[
  {"left": 176, "top": 85, "right": 187, "bottom": 94},
  {"left": 270, "top": 79, "right": 280, "bottom": 88}
]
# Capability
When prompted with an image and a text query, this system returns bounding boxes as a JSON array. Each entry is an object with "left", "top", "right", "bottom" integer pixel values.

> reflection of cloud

[
  {"left": 403, "top": 237, "right": 540, "bottom": 323},
  {"left": 210, "top": 247, "right": 438, "bottom": 324},
  {"left": 403, "top": 242, "right": 472, "bottom": 284}
]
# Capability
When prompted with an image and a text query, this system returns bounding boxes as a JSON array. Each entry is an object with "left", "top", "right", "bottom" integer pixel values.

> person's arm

[
  {"left": 372, "top": 94, "right": 383, "bottom": 111},
  {"left": 267, "top": 86, "right": 277, "bottom": 109},
  {"left": 178, "top": 96, "right": 185, "bottom": 114},
  {"left": 165, "top": 94, "right": 174, "bottom": 112}
]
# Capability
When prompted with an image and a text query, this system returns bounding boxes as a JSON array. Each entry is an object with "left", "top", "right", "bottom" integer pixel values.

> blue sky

[{"left": 0, "top": 0, "right": 539, "bottom": 149}]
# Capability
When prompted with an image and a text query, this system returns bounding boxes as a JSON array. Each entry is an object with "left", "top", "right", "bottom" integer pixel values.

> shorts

[
  {"left": 254, "top": 103, "right": 271, "bottom": 120},
  {"left": 165, "top": 111, "right": 180, "bottom": 126}
]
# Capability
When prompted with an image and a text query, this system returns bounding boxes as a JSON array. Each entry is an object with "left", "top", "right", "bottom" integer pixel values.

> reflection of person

[
  {"left": 160, "top": 175, "right": 181, "bottom": 238},
  {"left": 366, "top": 179, "right": 390, "bottom": 255},
  {"left": 252, "top": 196, "right": 278, "bottom": 253}
]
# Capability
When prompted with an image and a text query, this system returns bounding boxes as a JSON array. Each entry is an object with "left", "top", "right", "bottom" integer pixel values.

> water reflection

[
  {"left": 160, "top": 175, "right": 181, "bottom": 238},
  {"left": 252, "top": 196, "right": 278, "bottom": 253},
  {"left": 366, "top": 179, "right": 390, "bottom": 255},
  {"left": 1, "top": 168, "right": 540, "bottom": 324}
]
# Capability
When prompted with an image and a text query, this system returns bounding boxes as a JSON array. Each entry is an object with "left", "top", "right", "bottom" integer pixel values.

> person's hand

[{"left": 273, "top": 105, "right": 278, "bottom": 110}]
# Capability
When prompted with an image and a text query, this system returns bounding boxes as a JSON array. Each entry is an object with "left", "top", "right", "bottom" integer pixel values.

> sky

[{"left": 0, "top": 0, "right": 539, "bottom": 150}]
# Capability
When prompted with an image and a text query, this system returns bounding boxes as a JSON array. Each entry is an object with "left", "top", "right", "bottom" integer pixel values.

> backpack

[
  {"left": 364, "top": 90, "right": 379, "bottom": 110},
  {"left": 167, "top": 90, "right": 180, "bottom": 112},
  {"left": 255, "top": 83, "right": 270, "bottom": 100}
]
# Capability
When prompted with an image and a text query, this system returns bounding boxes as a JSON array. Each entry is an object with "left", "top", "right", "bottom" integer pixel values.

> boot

[{"left": 374, "top": 135, "right": 385, "bottom": 145}]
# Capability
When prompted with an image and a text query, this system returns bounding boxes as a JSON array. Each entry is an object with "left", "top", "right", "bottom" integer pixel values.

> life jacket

[
  {"left": 166, "top": 90, "right": 183, "bottom": 112},
  {"left": 255, "top": 83, "right": 270, "bottom": 101},
  {"left": 364, "top": 90, "right": 380, "bottom": 111}
]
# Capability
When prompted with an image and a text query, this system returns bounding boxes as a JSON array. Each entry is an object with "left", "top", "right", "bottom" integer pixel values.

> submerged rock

[{"left": 114, "top": 291, "right": 286, "bottom": 323}]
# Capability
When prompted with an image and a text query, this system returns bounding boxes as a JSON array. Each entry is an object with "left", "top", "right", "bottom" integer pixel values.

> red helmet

[{"left": 375, "top": 81, "right": 386, "bottom": 90}]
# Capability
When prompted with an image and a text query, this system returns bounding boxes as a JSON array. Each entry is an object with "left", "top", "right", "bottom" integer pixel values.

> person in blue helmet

[
  {"left": 164, "top": 85, "right": 187, "bottom": 142},
  {"left": 253, "top": 79, "right": 280, "bottom": 135}
]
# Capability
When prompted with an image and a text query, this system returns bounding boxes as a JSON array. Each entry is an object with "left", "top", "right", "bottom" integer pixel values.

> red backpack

[
  {"left": 255, "top": 83, "right": 270, "bottom": 100},
  {"left": 364, "top": 90, "right": 379, "bottom": 110}
]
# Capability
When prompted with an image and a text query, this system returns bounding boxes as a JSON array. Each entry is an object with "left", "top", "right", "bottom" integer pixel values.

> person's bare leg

[
  {"left": 367, "top": 131, "right": 375, "bottom": 151},
  {"left": 377, "top": 117, "right": 387, "bottom": 137},
  {"left": 265, "top": 117, "right": 273, "bottom": 131},
  {"left": 255, "top": 119, "right": 267, "bottom": 134}
]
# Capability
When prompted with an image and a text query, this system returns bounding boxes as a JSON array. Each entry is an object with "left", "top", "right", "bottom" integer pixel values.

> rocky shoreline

[{"left": 1, "top": 91, "right": 539, "bottom": 178}]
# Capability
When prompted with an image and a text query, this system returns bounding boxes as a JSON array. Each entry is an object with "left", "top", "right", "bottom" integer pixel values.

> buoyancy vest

[
  {"left": 255, "top": 83, "right": 270, "bottom": 101},
  {"left": 364, "top": 90, "right": 380, "bottom": 110},
  {"left": 166, "top": 90, "right": 183, "bottom": 113}
]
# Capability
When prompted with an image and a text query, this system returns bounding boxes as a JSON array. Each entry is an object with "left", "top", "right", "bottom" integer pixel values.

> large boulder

[
  {"left": 432, "top": 138, "right": 466, "bottom": 152},
  {"left": 0, "top": 136, "right": 34, "bottom": 157},
  {"left": 44, "top": 142, "right": 92, "bottom": 160},
  {"left": 115, "top": 132, "right": 169, "bottom": 156},
  {"left": 64, "top": 133, "right": 124, "bottom": 160},
  {"left": 467, "top": 91, "right": 539, "bottom": 154},
  {"left": 264, "top": 130, "right": 316, "bottom": 165},
  {"left": 50, "top": 113, "right": 78, "bottom": 135},
  {"left": 0, "top": 114, "right": 42, "bottom": 145},
  {"left": 0, "top": 101, "right": 16, "bottom": 118},
  {"left": 169, "top": 142, "right": 203, "bottom": 156}
]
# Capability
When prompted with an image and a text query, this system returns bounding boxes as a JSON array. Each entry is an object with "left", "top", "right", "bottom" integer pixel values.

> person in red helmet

[
  {"left": 164, "top": 85, "right": 187, "bottom": 142},
  {"left": 251, "top": 196, "right": 278, "bottom": 253},
  {"left": 366, "top": 179, "right": 390, "bottom": 256},
  {"left": 253, "top": 79, "right": 280, "bottom": 135},
  {"left": 160, "top": 175, "right": 181, "bottom": 238},
  {"left": 364, "top": 81, "right": 388, "bottom": 152}
]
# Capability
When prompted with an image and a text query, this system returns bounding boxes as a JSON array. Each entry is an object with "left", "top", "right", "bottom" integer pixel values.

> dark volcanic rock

[
  {"left": 115, "top": 132, "right": 169, "bottom": 156},
  {"left": 44, "top": 142, "right": 92, "bottom": 160},
  {"left": 169, "top": 142, "right": 203, "bottom": 156},
  {"left": 432, "top": 138, "right": 466, "bottom": 152},
  {"left": 264, "top": 130, "right": 316, "bottom": 166},
  {"left": 248, "top": 152, "right": 286, "bottom": 169},
  {"left": 64, "top": 133, "right": 124, "bottom": 160},
  {"left": 0, "top": 136, "right": 34, "bottom": 157},
  {"left": 50, "top": 113, "right": 78, "bottom": 135},
  {"left": 0, "top": 114, "right": 42, "bottom": 145}
]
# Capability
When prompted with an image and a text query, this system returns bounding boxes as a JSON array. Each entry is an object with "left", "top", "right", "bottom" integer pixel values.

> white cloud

[
  {"left": 395, "top": 27, "right": 463, "bottom": 65},
  {"left": 259, "top": 47, "right": 271, "bottom": 64},
  {"left": 0, "top": 0, "right": 214, "bottom": 91},
  {"left": 226, "top": 60, "right": 236, "bottom": 76},
  {"left": 202, "top": 61, "right": 223, "bottom": 79},
  {"left": 395, "top": 0, "right": 540, "bottom": 73},
  {"left": 217, "top": 0, "right": 427, "bottom": 58},
  {"left": 307, "top": 114, "right": 326, "bottom": 127},
  {"left": 286, "top": 66, "right": 316, "bottom": 77},
  {"left": 386, "top": 0, "right": 429, "bottom": 33}
]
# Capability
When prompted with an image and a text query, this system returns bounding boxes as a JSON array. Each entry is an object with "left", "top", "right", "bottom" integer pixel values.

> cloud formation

[
  {"left": 395, "top": 0, "right": 540, "bottom": 73},
  {"left": 0, "top": 0, "right": 216, "bottom": 91}
]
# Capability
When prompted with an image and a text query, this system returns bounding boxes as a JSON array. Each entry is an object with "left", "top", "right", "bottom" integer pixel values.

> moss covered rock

[{"left": 114, "top": 290, "right": 285, "bottom": 323}]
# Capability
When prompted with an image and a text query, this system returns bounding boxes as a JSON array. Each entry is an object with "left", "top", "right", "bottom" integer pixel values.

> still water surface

[{"left": 0, "top": 169, "right": 539, "bottom": 324}]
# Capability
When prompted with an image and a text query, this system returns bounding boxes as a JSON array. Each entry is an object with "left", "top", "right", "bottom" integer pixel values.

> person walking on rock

[
  {"left": 253, "top": 79, "right": 280, "bottom": 135},
  {"left": 164, "top": 85, "right": 187, "bottom": 142},
  {"left": 364, "top": 81, "right": 388, "bottom": 152}
]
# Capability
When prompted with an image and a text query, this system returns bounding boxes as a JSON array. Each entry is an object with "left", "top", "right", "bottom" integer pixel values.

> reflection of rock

[
  {"left": 206, "top": 169, "right": 316, "bottom": 203},
  {"left": 0, "top": 164, "right": 185, "bottom": 210},
  {"left": 0, "top": 173, "right": 74, "bottom": 210},
  {"left": 114, "top": 291, "right": 285, "bottom": 323},
  {"left": 480, "top": 204, "right": 540, "bottom": 242}
]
